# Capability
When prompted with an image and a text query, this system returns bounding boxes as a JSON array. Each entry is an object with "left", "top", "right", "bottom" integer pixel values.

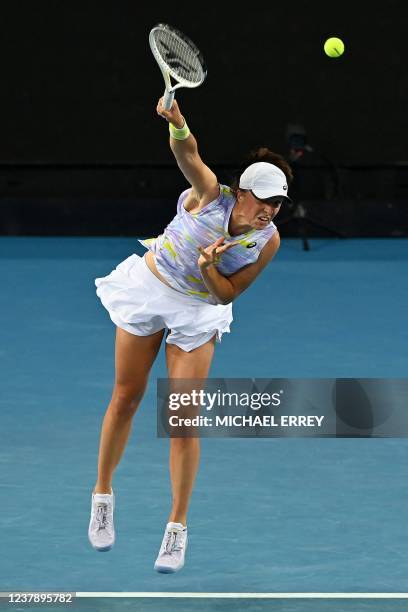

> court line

[{"left": 76, "top": 592, "right": 408, "bottom": 599}]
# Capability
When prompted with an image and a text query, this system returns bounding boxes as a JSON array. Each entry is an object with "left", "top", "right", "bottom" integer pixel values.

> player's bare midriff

[{"left": 144, "top": 250, "right": 174, "bottom": 288}]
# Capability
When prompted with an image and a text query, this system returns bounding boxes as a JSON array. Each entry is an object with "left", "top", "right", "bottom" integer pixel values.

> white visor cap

[{"left": 239, "top": 162, "right": 291, "bottom": 202}]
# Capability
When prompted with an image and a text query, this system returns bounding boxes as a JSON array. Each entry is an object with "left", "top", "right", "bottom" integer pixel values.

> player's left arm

[{"left": 199, "top": 232, "right": 280, "bottom": 305}]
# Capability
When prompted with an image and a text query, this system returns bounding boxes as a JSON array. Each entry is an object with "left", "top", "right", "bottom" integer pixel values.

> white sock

[
  {"left": 167, "top": 522, "right": 186, "bottom": 530},
  {"left": 93, "top": 492, "right": 113, "bottom": 501}
]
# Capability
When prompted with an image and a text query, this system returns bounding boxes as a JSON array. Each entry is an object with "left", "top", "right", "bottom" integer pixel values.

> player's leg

[
  {"left": 89, "top": 326, "right": 164, "bottom": 552},
  {"left": 154, "top": 334, "right": 216, "bottom": 572},
  {"left": 95, "top": 326, "right": 165, "bottom": 493},
  {"left": 166, "top": 337, "right": 215, "bottom": 524}
]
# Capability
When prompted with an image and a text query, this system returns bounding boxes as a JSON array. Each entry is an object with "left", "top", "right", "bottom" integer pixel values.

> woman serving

[{"left": 88, "top": 97, "right": 293, "bottom": 573}]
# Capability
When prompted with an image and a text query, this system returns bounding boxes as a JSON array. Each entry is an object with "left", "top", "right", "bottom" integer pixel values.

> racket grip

[{"left": 163, "top": 90, "right": 175, "bottom": 111}]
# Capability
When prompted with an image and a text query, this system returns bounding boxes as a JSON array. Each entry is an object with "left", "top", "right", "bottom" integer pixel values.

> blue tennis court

[{"left": 1, "top": 236, "right": 407, "bottom": 611}]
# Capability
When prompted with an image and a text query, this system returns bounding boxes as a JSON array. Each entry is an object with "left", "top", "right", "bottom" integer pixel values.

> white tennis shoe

[
  {"left": 88, "top": 490, "right": 115, "bottom": 552},
  {"left": 154, "top": 522, "right": 188, "bottom": 573}
]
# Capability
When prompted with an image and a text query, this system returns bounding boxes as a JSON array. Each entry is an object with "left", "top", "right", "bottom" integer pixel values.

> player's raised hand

[
  {"left": 198, "top": 237, "right": 239, "bottom": 269},
  {"left": 156, "top": 97, "right": 184, "bottom": 128}
]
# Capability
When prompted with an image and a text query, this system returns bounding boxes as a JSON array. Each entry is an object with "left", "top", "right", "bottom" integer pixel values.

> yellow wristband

[{"left": 169, "top": 120, "right": 190, "bottom": 140}]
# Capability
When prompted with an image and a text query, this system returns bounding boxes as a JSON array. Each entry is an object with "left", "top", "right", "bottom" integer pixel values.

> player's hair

[{"left": 229, "top": 147, "right": 293, "bottom": 195}]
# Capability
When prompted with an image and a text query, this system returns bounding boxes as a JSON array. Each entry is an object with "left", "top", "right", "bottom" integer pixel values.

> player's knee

[{"left": 111, "top": 384, "right": 146, "bottom": 417}]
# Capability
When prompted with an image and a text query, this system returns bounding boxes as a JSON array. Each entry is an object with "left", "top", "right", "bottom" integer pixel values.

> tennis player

[{"left": 88, "top": 97, "right": 293, "bottom": 573}]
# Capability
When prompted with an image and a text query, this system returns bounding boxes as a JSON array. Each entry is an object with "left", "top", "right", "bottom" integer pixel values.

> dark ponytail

[{"left": 230, "top": 147, "right": 293, "bottom": 195}]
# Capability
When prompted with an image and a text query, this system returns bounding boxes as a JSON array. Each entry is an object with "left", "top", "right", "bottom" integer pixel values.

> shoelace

[
  {"left": 164, "top": 529, "right": 184, "bottom": 554},
  {"left": 95, "top": 503, "right": 109, "bottom": 531}
]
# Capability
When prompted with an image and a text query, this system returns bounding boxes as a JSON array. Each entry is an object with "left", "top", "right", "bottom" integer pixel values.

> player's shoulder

[
  {"left": 261, "top": 230, "right": 280, "bottom": 255},
  {"left": 218, "top": 184, "right": 238, "bottom": 204},
  {"left": 219, "top": 184, "right": 234, "bottom": 197},
  {"left": 217, "top": 184, "right": 236, "bottom": 208},
  {"left": 200, "top": 183, "right": 235, "bottom": 212},
  {"left": 177, "top": 183, "right": 233, "bottom": 214}
]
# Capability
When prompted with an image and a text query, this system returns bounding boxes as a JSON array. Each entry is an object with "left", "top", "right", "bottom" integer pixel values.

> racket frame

[{"left": 149, "top": 23, "right": 207, "bottom": 110}]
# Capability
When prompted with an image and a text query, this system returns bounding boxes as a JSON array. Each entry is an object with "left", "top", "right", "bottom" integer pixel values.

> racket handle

[{"left": 163, "top": 89, "right": 175, "bottom": 110}]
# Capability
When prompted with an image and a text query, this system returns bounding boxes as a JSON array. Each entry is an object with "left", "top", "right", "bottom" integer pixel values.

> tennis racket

[{"left": 149, "top": 23, "right": 207, "bottom": 110}]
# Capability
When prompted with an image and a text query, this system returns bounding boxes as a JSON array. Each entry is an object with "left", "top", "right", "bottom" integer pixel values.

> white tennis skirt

[{"left": 95, "top": 254, "right": 233, "bottom": 352}]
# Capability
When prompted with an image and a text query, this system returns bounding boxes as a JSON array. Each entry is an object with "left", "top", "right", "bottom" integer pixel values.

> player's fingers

[
  {"left": 209, "top": 237, "right": 225, "bottom": 249},
  {"left": 198, "top": 246, "right": 210, "bottom": 259},
  {"left": 224, "top": 241, "right": 240, "bottom": 250},
  {"left": 208, "top": 240, "right": 222, "bottom": 257},
  {"left": 156, "top": 104, "right": 166, "bottom": 117},
  {"left": 217, "top": 242, "right": 239, "bottom": 254},
  {"left": 157, "top": 98, "right": 170, "bottom": 119}
]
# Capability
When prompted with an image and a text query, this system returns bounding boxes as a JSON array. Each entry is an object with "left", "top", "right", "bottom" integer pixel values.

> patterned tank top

[{"left": 139, "top": 184, "right": 277, "bottom": 305}]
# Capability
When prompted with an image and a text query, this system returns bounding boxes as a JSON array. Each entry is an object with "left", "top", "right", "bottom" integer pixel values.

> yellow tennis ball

[{"left": 324, "top": 37, "right": 345, "bottom": 58}]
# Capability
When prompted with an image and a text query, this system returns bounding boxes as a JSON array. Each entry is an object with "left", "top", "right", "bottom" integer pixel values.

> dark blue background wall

[{"left": 0, "top": 0, "right": 406, "bottom": 165}]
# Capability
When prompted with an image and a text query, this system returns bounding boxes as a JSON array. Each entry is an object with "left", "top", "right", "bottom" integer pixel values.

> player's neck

[{"left": 228, "top": 207, "right": 253, "bottom": 236}]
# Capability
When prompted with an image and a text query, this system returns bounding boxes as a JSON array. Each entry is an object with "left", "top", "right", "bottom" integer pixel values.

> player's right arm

[{"left": 156, "top": 98, "right": 219, "bottom": 208}]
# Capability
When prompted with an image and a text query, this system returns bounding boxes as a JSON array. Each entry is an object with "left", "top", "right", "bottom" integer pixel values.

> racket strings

[{"left": 154, "top": 30, "right": 204, "bottom": 85}]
